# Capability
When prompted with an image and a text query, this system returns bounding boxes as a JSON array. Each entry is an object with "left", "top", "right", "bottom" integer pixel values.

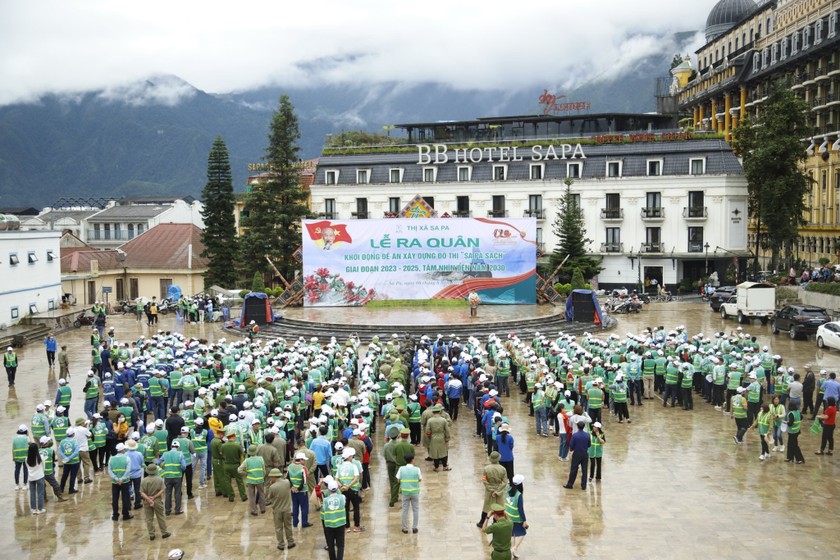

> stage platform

[{"left": 258, "top": 304, "right": 613, "bottom": 341}]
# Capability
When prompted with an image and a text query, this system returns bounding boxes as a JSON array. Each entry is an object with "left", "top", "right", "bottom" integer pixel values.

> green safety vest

[
  {"left": 4, "top": 352, "right": 17, "bottom": 367},
  {"left": 190, "top": 429, "right": 207, "bottom": 453},
  {"left": 39, "top": 447, "right": 55, "bottom": 475},
  {"left": 140, "top": 435, "right": 158, "bottom": 463},
  {"left": 154, "top": 430, "right": 168, "bottom": 455},
  {"left": 57, "top": 385, "right": 72, "bottom": 406},
  {"left": 642, "top": 359, "right": 656, "bottom": 377},
  {"left": 788, "top": 410, "right": 801, "bottom": 434},
  {"left": 337, "top": 461, "right": 361, "bottom": 491},
  {"left": 161, "top": 450, "right": 183, "bottom": 478},
  {"left": 59, "top": 438, "right": 79, "bottom": 464},
  {"left": 532, "top": 391, "right": 544, "bottom": 409},
  {"left": 408, "top": 402, "right": 421, "bottom": 423},
  {"left": 31, "top": 413, "right": 48, "bottom": 438},
  {"left": 93, "top": 423, "right": 109, "bottom": 447},
  {"left": 321, "top": 492, "right": 347, "bottom": 527},
  {"left": 52, "top": 417, "right": 69, "bottom": 441},
  {"left": 244, "top": 456, "right": 265, "bottom": 484},
  {"left": 398, "top": 464, "right": 421, "bottom": 495},
  {"left": 148, "top": 377, "right": 163, "bottom": 397},
  {"left": 12, "top": 435, "right": 28, "bottom": 462},
  {"left": 757, "top": 411, "right": 771, "bottom": 435},
  {"left": 681, "top": 368, "right": 694, "bottom": 388},
  {"left": 665, "top": 365, "right": 679, "bottom": 385},
  {"left": 85, "top": 379, "right": 99, "bottom": 399},
  {"left": 727, "top": 372, "right": 742, "bottom": 390},
  {"left": 588, "top": 432, "right": 604, "bottom": 458},
  {"left": 181, "top": 375, "right": 198, "bottom": 391},
  {"left": 287, "top": 463, "right": 306, "bottom": 490},
  {"left": 612, "top": 384, "right": 627, "bottom": 403},
  {"left": 587, "top": 388, "right": 603, "bottom": 409},
  {"left": 504, "top": 491, "right": 522, "bottom": 523},
  {"left": 747, "top": 382, "right": 761, "bottom": 403},
  {"left": 775, "top": 375, "right": 788, "bottom": 395},
  {"left": 175, "top": 437, "right": 192, "bottom": 465},
  {"left": 732, "top": 396, "right": 747, "bottom": 419},
  {"left": 109, "top": 454, "right": 129, "bottom": 481},
  {"left": 180, "top": 409, "right": 195, "bottom": 430}
]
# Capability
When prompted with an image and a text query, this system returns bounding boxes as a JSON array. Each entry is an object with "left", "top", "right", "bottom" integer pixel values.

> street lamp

[
  {"left": 637, "top": 245, "right": 643, "bottom": 293},
  {"left": 704, "top": 242, "right": 710, "bottom": 276}
]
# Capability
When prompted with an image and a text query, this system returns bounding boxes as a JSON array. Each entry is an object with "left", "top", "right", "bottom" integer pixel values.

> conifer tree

[{"left": 200, "top": 135, "right": 239, "bottom": 287}]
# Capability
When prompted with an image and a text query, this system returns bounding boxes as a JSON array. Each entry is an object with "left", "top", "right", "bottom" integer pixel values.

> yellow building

[
  {"left": 60, "top": 223, "right": 208, "bottom": 305},
  {"left": 677, "top": 0, "right": 840, "bottom": 266}
]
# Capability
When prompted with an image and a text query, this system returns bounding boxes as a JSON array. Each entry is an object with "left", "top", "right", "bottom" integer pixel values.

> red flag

[{"left": 304, "top": 221, "right": 352, "bottom": 244}]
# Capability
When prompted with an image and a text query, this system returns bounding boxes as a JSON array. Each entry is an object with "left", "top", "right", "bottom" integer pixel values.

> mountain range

[{"left": 0, "top": 32, "right": 695, "bottom": 209}]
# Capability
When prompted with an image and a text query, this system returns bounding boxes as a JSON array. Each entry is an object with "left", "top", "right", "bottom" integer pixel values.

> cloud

[{"left": 0, "top": 0, "right": 720, "bottom": 106}]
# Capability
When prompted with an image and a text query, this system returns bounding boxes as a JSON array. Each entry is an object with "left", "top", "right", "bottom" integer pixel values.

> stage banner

[{"left": 301, "top": 218, "right": 538, "bottom": 306}]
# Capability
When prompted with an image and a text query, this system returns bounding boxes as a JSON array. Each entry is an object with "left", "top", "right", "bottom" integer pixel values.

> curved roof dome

[{"left": 705, "top": 0, "right": 757, "bottom": 42}]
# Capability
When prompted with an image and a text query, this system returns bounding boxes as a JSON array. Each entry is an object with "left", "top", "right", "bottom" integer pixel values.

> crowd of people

[{"left": 10, "top": 322, "right": 839, "bottom": 559}]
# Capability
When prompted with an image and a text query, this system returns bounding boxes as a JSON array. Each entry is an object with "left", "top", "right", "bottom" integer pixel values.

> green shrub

[
  {"left": 775, "top": 287, "right": 798, "bottom": 305},
  {"left": 819, "top": 257, "right": 831, "bottom": 266},
  {"left": 570, "top": 268, "right": 586, "bottom": 291},
  {"left": 239, "top": 289, "right": 249, "bottom": 298},
  {"left": 553, "top": 283, "right": 572, "bottom": 296},
  {"left": 251, "top": 272, "right": 266, "bottom": 293},
  {"left": 805, "top": 282, "right": 840, "bottom": 296}
]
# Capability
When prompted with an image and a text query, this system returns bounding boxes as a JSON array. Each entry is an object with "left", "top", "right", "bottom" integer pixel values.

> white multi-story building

[
  {"left": 0, "top": 229, "right": 62, "bottom": 327},
  {"left": 310, "top": 115, "right": 749, "bottom": 290}
]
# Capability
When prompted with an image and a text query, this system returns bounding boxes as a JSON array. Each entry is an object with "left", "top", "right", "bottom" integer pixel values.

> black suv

[
  {"left": 708, "top": 286, "right": 737, "bottom": 311},
  {"left": 771, "top": 305, "right": 831, "bottom": 339}
]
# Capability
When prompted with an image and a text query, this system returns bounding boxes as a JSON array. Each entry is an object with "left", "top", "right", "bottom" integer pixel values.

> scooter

[{"left": 73, "top": 311, "right": 97, "bottom": 328}]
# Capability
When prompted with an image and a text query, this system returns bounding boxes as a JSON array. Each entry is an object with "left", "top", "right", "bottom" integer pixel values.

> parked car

[
  {"left": 816, "top": 321, "right": 840, "bottom": 350},
  {"left": 771, "top": 305, "right": 831, "bottom": 340},
  {"left": 709, "top": 286, "right": 737, "bottom": 311}
]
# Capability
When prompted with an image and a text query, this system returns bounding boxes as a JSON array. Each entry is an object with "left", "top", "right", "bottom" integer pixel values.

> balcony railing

[
  {"left": 536, "top": 242, "right": 546, "bottom": 254},
  {"left": 453, "top": 211, "right": 472, "bottom": 218},
  {"left": 487, "top": 210, "right": 508, "bottom": 218},
  {"left": 642, "top": 243, "right": 665, "bottom": 253},
  {"left": 688, "top": 242, "right": 705, "bottom": 253},
  {"left": 600, "top": 208, "right": 624, "bottom": 220},
  {"left": 600, "top": 242, "right": 624, "bottom": 253},
  {"left": 683, "top": 206, "right": 708, "bottom": 218},
  {"left": 321, "top": 212, "right": 338, "bottom": 220},
  {"left": 641, "top": 207, "right": 664, "bottom": 219},
  {"left": 351, "top": 211, "right": 369, "bottom": 219},
  {"left": 523, "top": 209, "right": 545, "bottom": 219}
]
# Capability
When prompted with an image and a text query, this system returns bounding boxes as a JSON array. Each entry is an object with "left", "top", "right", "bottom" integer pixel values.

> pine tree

[
  {"left": 200, "top": 135, "right": 239, "bottom": 287},
  {"left": 251, "top": 271, "right": 266, "bottom": 293},
  {"left": 240, "top": 95, "right": 308, "bottom": 281},
  {"left": 732, "top": 82, "right": 811, "bottom": 270},
  {"left": 550, "top": 179, "right": 603, "bottom": 283}
]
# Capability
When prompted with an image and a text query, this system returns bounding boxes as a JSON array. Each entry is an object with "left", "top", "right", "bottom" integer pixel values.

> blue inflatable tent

[{"left": 565, "top": 289, "right": 604, "bottom": 324}]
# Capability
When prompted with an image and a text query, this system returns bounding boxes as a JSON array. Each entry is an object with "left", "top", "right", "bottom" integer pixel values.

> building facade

[
  {"left": 0, "top": 230, "right": 62, "bottom": 327},
  {"left": 677, "top": 0, "right": 840, "bottom": 265},
  {"left": 310, "top": 118, "right": 749, "bottom": 291}
]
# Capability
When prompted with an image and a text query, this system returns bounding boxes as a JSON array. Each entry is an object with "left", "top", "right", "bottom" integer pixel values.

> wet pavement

[{"left": 2, "top": 301, "right": 839, "bottom": 559}]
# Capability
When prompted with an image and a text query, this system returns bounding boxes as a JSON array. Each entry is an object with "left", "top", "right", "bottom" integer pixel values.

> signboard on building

[{"left": 301, "top": 218, "right": 537, "bottom": 306}]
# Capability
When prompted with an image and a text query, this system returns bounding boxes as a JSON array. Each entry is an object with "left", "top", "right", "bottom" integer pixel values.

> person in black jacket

[{"left": 802, "top": 369, "right": 816, "bottom": 416}]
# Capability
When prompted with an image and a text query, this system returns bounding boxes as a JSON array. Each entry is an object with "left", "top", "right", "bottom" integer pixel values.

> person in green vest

[
  {"left": 725, "top": 364, "right": 743, "bottom": 413},
  {"left": 611, "top": 375, "right": 630, "bottom": 423},
  {"left": 108, "top": 443, "right": 133, "bottom": 521},
  {"left": 175, "top": 427, "right": 195, "bottom": 499},
  {"left": 587, "top": 379, "right": 604, "bottom": 425},
  {"left": 153, "top": 419, "right": 168, "bottom": 457},
  {"left": 731, "top": 386, "right": 749, "bottom": 444},
  {"left": 38, "top": 436, "right": 67, "bottom": 501},
  {"left": 58, "top": 427, "right": 81, "bottom": 494},
  {"left": 321, "top": 479, "right": 347, "bottom": 560},
  {"left": 55, "top": 379, "right": 72, "bottom": 417},
  {"left": 406, "top": 395, "right": 422, "bottom": 445},
  {"left": 156, "top": 441, "right": 186, "bottom": 515},
  {"left": 751, "top": 403, "right": 773, "bottom": 460},
  {"left": 31, "top": 404, "right": 51, "bottom": 440},
  {"left": 12, "top": 425, "right": 30, "bottom": 490},
  {"left": 83, "top": 370, "right": 101, "bottom": 419},
  {"left": 769, "top": 395, "right": 786, "bottom": 452},
  {"left": 785, "top": 402, "right": 805, "bottom": 464},
  {"left": 287, "top": 451, "right": 312, "bottom": 527},
  {"left": 587, "top": 422, "right": 606, "bottom": 482},
  {"left": 506, "top": 474, "right": 528, "bottom": 559},
  {"left": 238, "top": 445, "right": 266, "bottom": 516},
  {"left": 680, "top": 363, "right": 694, "bottom": 411},
  {"left": 4, "top": 346, "right": 19, "bottom": 386},
  {"left": 221, "top": 432, "right": 247, "bottom": 503},
  {"left": 396, "top": 452, "right": 421, "bottom": 534},
  {"left": 484, "top": 503, "right": 514, "bottom": 560}
]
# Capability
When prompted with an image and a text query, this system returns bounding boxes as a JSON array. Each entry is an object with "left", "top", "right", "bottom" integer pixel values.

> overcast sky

[{"left": 0, "top": 0, "right": 719, "bottom": 106}]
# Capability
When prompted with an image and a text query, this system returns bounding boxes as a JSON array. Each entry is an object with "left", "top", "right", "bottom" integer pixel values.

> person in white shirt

[{"left": 73, "top": 420, "right": 95, "bottom": 483}]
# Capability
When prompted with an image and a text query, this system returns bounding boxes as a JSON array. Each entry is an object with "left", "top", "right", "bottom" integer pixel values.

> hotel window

[
  {"left": 792, "top": 31, "right": 799, "bottom": 54},
  {"left": 528, "top": 195, "right": 543, "bottom": 218},
  {"left": 647, "top": 160, "right": 662, "bottom": 176},
  {"left": 9, "top": 253, "right": 19, "bottom": 266},
  {"left": 456, "top": 196, "right": 470, "bottom": 217},
  {"left": 803, "top": 26, "right": 811, "bottom": 49},
  {"left": 389, "top": 168, "right": 403, "bottom": 183},
  {"left": 389, "top": 197, "right": 401, "bottom": 215},
  {"left": 94, "top": 223, "right": 101, "bottom": 240},
  {"left": 356, "top": 169, "right": 370, "bottom": 184},
  {"left": 570, "top": 194, "right": 581, "bottom": 211},
  {"left": 646, "top": 227, "right": 662, "bottom": 252},
  {"left": 605, "top": 228, "right": 621, "bottom": 252},
  {"left": 688, "top": 191, "right": 705, "bottom": 216},
  {"left": 422, "top": 167, "right": 437, "bottom": 183},
  {"left": 128, "top": 223, "right": 135, "bottom": 239},
  {"left": 645, "top": 192, "right": 662, "bottom": 217},
  {"left": 604, "top": 193, "right": 621, "bottom": 219},
  {"left": 735, "top": 37, "right": 740, "bottom": 50},
  {"left": 688, "top": 227, "right": 704, "bottom": 253},
  {"left": 28, "top": 252, "right": 38, "bottom": 264},
  {"left": 325, "top": 170, "right": 339, "bottom": 185},
  {"left": 771, "top": 43, "right": 778, "bottom": 64},
  {"left": 753, "top": 52, "right": 760, "bottom": 72},
  {"left": 567, "top": 162, "right": 582, "bottom": 179},
  {"left": 529, "top": 163, "right": 544, "bottom": 180},
  {"left": 104, "top": 223, "right": 111, "bottom": 240},
  {"left": 491, "top": 195, "right": 506, "bottom": 217},
  {"left": 606, "top": 161, "right": 621, "bottom": 178},
  {"left": 830, "top": 13, "right": 838, "bottom": 39},
  {"left": 10, "top": 307, "right": 19, "bottom": 320},
  {"left": 492, "top": 165, "right": 507, "bottom": 181},
  {"left": 423, "top": 197, "right": 435, "bottom": 209},
  {"left": 457, "top": 166, "right": 472, "bottom": 182},
  {"left": 816, "top": 20, "right": 824, "bottom": 44},
  {"left": 324, "top": 198, "right": 336, "bottom": 220},
  {"left": 781, "top": 37, "right": 788, "bottom": 59},
  {"left": 137, "top": 223, "right": 145, "bottom": 235},
  {"left": 690, "top": 158, "right": 706, "bottom": 175},
  {"left": 762, "top": 48, "right": 769, "bottom": 68},
  {"left": 355, "top": 198, "right": 368, "bottom": 219},
  {"left": 114, "top": 224, "right": 122, "bottom": 240},
  {"left": 46, "top": 250, "right": 55, "bottom": 262}
]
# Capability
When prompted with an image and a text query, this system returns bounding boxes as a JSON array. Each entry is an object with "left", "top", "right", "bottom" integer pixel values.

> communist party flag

[{"left": 304, "top": 221, "right": 353, "bottom": 244}]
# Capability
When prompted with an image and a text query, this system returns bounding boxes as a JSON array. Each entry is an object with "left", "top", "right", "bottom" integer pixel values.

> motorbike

[
  {"left": 156, "top": 298, "right": 178, "bottom": 315},
  {"left": 607, "top": 295, "right": 643, "bottom": 314},
  {"left": 73, "top": 311, "right": 96, "bottom": 328}
]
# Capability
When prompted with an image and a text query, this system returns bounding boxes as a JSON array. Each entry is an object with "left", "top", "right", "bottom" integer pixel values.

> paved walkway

[{"left": 1, "top": 308, "right": 838, "bottom": 559}]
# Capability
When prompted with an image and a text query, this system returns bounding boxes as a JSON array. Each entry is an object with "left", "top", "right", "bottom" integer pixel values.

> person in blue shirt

[
  {"left": 125, "top": 438, "right": 146, "bottom": 509},
  {"left": 445, "top": 376, "right": 463, "bottom": 421},
  {"left": 496, "top": 423, "right": 515, "bottom": 484},
  {"left": 308, "top": 426, "right": 333, "bottom": 480},
  {"left": 44, "top": 333, "right": 58, "bottom": 368},
  {"left": 563, "top": 422, "right": 591, "bottom": 490}
]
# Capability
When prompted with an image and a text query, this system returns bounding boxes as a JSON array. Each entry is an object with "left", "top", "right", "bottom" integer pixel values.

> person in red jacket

[{"left": 816, "top": 397, "right": 836, "bottom": 455}]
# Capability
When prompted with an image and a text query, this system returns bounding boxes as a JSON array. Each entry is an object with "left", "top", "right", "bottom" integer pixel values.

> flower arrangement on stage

[
  {"left": 468, "top": 291, "right": 481, "bottom": 306},
  {"left": 304, "top": 267, "right": 377, "bottom": 306}
]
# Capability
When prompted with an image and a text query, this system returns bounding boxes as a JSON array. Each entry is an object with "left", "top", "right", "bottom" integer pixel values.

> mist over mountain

[{"left": 0, "top": 32, "right": 693, "bottom": 208}]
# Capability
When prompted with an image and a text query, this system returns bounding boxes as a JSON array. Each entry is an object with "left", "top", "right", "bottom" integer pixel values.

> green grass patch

[{"left": 365, "top": 299, "right": 469, "bottom": 308}]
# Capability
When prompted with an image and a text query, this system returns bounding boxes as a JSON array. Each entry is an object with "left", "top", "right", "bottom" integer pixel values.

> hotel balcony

[
  {"left": 683, "top": 206, "right": 708, "bottom": 220},
  {"left": 599, "top": 242, "right": 624, "bottom": 253},
  {"left": 523, "top": 209, "right": 545, "bottom": 219},
  {"left": 600, "top": 208, "right": 624, "bottom": 221},
  {"left": 642, "top": 242, "right": 665, "bottom": 254},
  {"left": 641, "top": 207, "right": 665, "bottom": 221}
]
